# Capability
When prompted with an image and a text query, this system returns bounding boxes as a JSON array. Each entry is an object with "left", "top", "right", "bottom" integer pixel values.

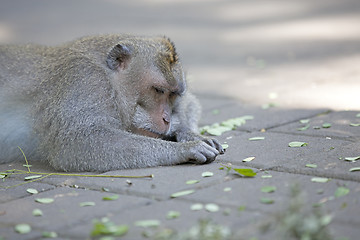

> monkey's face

[{"left": 131, "top": 68, "right": 183, "bottom": 138}]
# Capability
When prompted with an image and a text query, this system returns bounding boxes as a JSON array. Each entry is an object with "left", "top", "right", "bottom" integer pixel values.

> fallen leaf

[
  {"left": 166, "top": 211, "right": 180, "bottom": 219},
  {"left": 233, "top": 168, "right": 256, "bottom": 177},
  {"left": 170, "top": 189, "right": 195, "bottom": 198},
  {"left": 14, "top": 224, "right": 31, "bottom": 234},
  {"left": 297, "top": 124, "right": 310, "bottom": 131},
  {"left": 299, "top": 119, "right": 310, "bottom": 124},
  {"left": 223, "top": 187, "right": 232, "bottom": 192},
  {"left": 186, "top": 180, "right": 199, "bottom": 185},
  {"left": 261, "top": 186, "right": 277, "bottom": 193},
  {"left": 79, "top": 201, "right": 96, "bottom": 207},
  {"left": 190, "top": 203, "right": 203, "bottom": 211},
  {"left": 260, "top": 198, "right": 274, "bottom": 204},
  {"left": 322, "top": 123, "right": 332, "bottom": 128},
  {"left": 311, "top": 177, "right": 330, "bottom": 183},
  {"left": 248, "top": 137, "right": 265, "bottom": 141},
  {"left": 42, "top": 231, "right": 58, "bottom": 238},
  {"left": 102, "top": 195, "right": 119, "bottom": 201},
  {"left": 221, "top": 144, "right": 229, "bottom": 150},
  {"left": 134, "top": 220, "right": 161, "bottom": 228},
  {"left": 344, "top": 156, "right": 360, "bottom": 162},
  {"left": 91, "top": 218, "right": 128, "bottom": 237},
  {"left": 205, "top": 203, "right": 220, "bottom": 212},
  {"left": 334, "top": 187, "right": 350, "bottom": 198},
  {"left": 202, "top": 171, "right": 214, "bottom": 177},
  {"left": 349, "top": 167, "right": 360, "bottom": 172},
  {"left": 24, "top": 175, "right": 42, "bottom": 181},
  {"left": 288, "top": 141, "right": 308, "bottom": 147},
  {"left": 35, "top": 198, "right": 54, "bottom": 204},
  {"left": 242, "top": 157, "right": 255, "bottom": 162},
  {"left": 305, "top": 164, "right": 318, "bottom": 168},
  {"left": 26, "top": 188, "right": 38, "bottom": 194},
  {"left": 32, "top": 209, "right": 43, "bottom": 217},
  {"left": 350, "top": 123, "right": 360, "bottom": 127}
]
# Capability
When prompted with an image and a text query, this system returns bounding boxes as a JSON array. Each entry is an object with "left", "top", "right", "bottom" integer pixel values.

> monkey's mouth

[{"left": 133, "top": 128, "right": 164, "bottom": 139}]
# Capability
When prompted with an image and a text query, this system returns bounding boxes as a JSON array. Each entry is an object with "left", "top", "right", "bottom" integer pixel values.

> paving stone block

[
  {"left": 0, "top": 187, "right": 152, "bottom": 239},
  {"left": 270, "top": 110, "right": 360, "bottom": 139},
  {"left": 216, "top": 131, "right": 359, "bottom": 181}
]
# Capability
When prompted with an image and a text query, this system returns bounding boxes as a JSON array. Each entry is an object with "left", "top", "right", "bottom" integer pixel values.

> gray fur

[{"left": 0, "top": 34, "right": 223, "bottom": 172}]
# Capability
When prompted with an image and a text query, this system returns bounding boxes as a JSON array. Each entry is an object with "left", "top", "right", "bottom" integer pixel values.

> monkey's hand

[
  {"left": 176, "top": 131, "right": 224, "bottom": 155},
  {"left": 182, "top": 141, "right": 221, "bottom": 164}
]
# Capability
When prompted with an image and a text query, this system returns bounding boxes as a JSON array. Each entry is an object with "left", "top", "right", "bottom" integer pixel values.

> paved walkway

[{"left": 0, "top": 0, "right": 360, "bottom": 239}]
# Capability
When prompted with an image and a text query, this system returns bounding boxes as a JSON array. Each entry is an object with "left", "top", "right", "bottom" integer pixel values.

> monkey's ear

[{"left": 107, "top": 44, "right": 132, "bottom": 70}]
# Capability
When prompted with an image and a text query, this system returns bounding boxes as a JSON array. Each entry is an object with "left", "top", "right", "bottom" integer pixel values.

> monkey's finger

[{"left": 212, "top": 139, "right": 225, "bottom": 154}]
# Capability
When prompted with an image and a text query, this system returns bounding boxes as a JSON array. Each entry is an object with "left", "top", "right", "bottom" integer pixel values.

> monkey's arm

[{"left": 47, "top": 125, "right": 219, "bottom": 172}]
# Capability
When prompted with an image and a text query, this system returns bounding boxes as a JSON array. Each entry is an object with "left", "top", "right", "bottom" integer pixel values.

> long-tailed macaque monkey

[{"left": 0, "top": 34, "right": 224, "bottom": 171}]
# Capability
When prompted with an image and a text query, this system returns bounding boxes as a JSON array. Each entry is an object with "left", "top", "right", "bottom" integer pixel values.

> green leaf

[
  {"left": 344, "top": 156, "right": 360, "bottom": 162},
  {"left": 212, "top": 109, "right": 220, "bottom": 115},
  {"left": 134, "top": 219, "right": 161, "bottom": 228},
  {"left": 186, "top": 180, "right": 199, "bottom": 185},
  {"left": 349, "top": 167, "right": 360, "bottom": 172},
  {"left": 242, "top": 157, "right": 255, "bottom": 162},
  {"left": 261, "top": 186, "right": 277, "bottom": 193},
  {"left": 297, "top": 124, "right": 310, "bottom": 131},
  {"left": 205, "top": 203, "right": 220, "bottom": 212},
  {"left": 190, "top": 203, "right": 203, "bottom": 211},
  {"left": 0, "top": 172, "right": 7, "bottom": 179},
  {"left": 170, "top": 189, "right": 195, "bottom": 198},
  {"left": 223, "top": 187, "right": 232, "bottom": 192},
  {"left": 305, "top": 164, "right": 318, "bottom": 168},
  {"left": 42, "top": 231, "right": 58, "bottom": 238},
  {"left": 26, "top": 188, "right": 38, "bottom": 194},
  {"left": 311, "top": 177, "right": 330, "bottom": 183},
  {"left": 24, "top": 175, "right": 42, "bottom": 181},
  {"left": 322, "top": 123, "right": 332, "bottom": 128},
  {"left": 22, "top": 164, "right": 32, "bottom": 168},
  {"left": 221, "top": 144, "right": 229, "bottom": 150},
  {"left": 288, "top": 141, "right": 308, "bottom": 147},
  {"left": 233, "top": 168, "right": 256, "bottom": 177},
  {"left": 166, "top": 211, "right": 180, "bottom": 219},
  {"left": 35, "top": 198, "right": 54, "bottom": 204},
  {"left": 79, "top": 201, "right": 96, "bottom": 207},
  {"left": 299, "top": 119, "right": 310, "bottom": 124},
  {"left": 238, "top": 205, "right": 246, "bottom": 212},
  {"left": 261, "top": 174, "right": 273, "bottom": 179},
  {"left": 248, "top": 137, "right": 265, "bottom": 141},
  {"left": 350, "top": 123, "right": 360, "bottom": 127},
  {"left": 32, "top": 209, "right": 43, "bottom": 216},
  {"left": 260, "top": 198, "right": 274, "bottom": 204},
  {"left": 91, "top": 219, "right": 128, "bottom": 237},
  {"left": 334, "top": 187, "right": 350, "bottom": 198},
  {"left": 102, "top": 195, "right": 119, "bottom": 201},
  {"left": 201, "top": 171, "right": 214, "bottom": 177},
  {"left": 356, "top": 113, "right": 360, "bottom": 118},
  {"left": 14, "top": 224, "right": 31, "bottom": 234}
]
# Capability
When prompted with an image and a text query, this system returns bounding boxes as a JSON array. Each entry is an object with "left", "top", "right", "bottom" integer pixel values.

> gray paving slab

[
  {"left": 0, "top": 186, "right": 153, "bottom": 239},
  {"left": 216, "top": 131, "right": 359, "bottom": 181},
  {"left": 41, "top": 164, "right": 237, "bottom": 201},
  {"left": 198, "top": 96, "right": 328, "bottom": 131},
  {"left": 180, "top": 169, "right": 360, "bottom": 240},
  {"left": 270, "top": 110, "right": 360, "bottom": 139}
]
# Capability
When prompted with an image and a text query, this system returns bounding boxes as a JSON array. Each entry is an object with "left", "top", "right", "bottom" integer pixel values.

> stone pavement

[
  {"left": 1, "top": 0, "right": 360, "bottom": 239},
  {"left": 1, "top": 98, "right": 360, "bottom": 239}
]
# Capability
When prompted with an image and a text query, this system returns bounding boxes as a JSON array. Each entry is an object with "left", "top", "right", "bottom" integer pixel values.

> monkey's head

[{"left": 106, "top": 36, "right": 186, "bottom": 138}]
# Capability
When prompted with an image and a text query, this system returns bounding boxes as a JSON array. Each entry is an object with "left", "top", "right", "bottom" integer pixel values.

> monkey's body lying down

[{"left": 0, "top": 34, "right": 223, "bottom": 171}]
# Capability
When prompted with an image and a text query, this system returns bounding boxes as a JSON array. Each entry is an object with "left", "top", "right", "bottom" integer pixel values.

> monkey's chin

[{"left": 133, "top": 128, "right": 164, "bottom": 139}]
